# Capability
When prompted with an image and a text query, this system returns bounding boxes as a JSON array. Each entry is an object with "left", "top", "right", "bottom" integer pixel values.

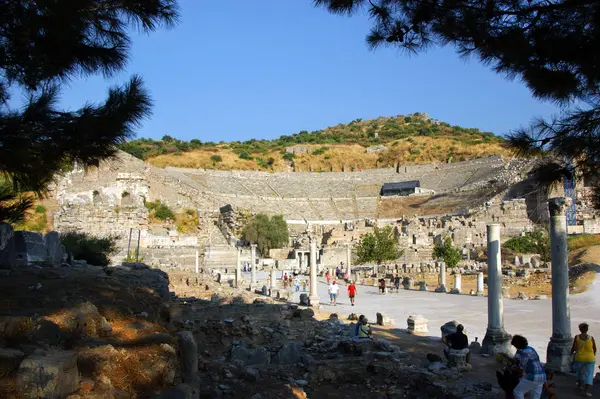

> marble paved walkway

[{"left": 303, "top": 273, "right": 600, "bottom": 363}]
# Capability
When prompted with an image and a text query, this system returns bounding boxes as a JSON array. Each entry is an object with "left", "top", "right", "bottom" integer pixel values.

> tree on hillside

[
  {"left": 433, "top": 237, "right": 462, "bottom": 269},
  {"left": 314, "top": 0, "right": 600, "bottom": 206},
  {"left": 355, "top": 226, "right": 402, "bottom": 264},
  {"left": 0, "top": 0, "right": 179, "bottom": 223},
  {"left": 242, "top": 214, "right": 289, "bottom": 256}
]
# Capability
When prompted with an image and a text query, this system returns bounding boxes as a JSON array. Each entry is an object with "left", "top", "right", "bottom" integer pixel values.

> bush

[
  {"left": 154, "top": 203, "right": 175, "bottom": 220},
  {"left": 35, "top": 205, "right": 46, "bottom": 213},
  {"left": 210, "top": 155, "right": 222, "bottom": 163},
  {"left": 239, "top": 152, "right": 253, "bottom": 160},
  {"left": 61, "top": 232, "right": 119, "bottom": 266},
  {"left": 311, "top": 146, "right": 329, "bottom": 156},
  {"left": 282, "top": 152, "right": 296, "bottom": 161}
]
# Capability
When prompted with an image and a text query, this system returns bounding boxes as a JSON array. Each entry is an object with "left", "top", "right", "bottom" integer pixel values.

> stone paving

[{"left": 304, "top": 274, "right": 600, "bottom": 364}]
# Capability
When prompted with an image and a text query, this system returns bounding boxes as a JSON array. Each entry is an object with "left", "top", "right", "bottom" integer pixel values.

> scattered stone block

[
  {"left": 418, "top": 281, "right": 428, "bottom": 291},
  {"left": 44, "top": 231, "right": 62, "bottom": 267},
  {"left": 176, "top": 331, "right": 198, "bottom": 383},
  {"left": 272, "top": 341, "right": 303, "bottom": 365},
  {"left": 376, "top": 312, "right": 393, "bottom": 326},
  {"left": 231, "top": 343, "right": 270, "bottom": 366},
  {"left": 0, "top": 223, "right": 16, "bottom": 269},
  {"left": 0, "top": 348, "right": 25, "bottom": 377},
  {"left": 17, "top": 350, "right": 79, "bottom": 399},
  {"left": 15, "top": 231, "right": 47, "bottom": 266},
  {"left": 447, "top": 348, "right": 472, "bottom": 371},
  {"left": 515, "top": 292, "right": 529, "bottom": 300},
  {"left": 407, "top": 315, "right": 428, "bottom": 335}
]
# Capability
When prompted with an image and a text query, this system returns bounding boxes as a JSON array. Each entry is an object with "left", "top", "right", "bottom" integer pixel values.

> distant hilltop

[{"left": 119, "top": 113, "right": 514, "bottom": 172}]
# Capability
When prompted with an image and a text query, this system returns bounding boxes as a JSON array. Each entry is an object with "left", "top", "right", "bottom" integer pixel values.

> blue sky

[{"left": 53, "top": 0, "right": 561, "bottom": 142}]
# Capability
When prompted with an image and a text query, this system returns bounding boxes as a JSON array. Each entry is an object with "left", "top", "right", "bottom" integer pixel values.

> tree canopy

[
  {"left": 355, "top": 226, "right": 402, "bottom": 264},
  {"left": 314, "top": 0, "right": 600, "bottom": 205},
  {"left": 0, "top": 0, "right": 179, "bottom": 223},
  {"left": 241, "top": 214, "right": 289, "bottom": 256},
  {"left": 433, "top": 236, "right": 462, "bottom": 269}
]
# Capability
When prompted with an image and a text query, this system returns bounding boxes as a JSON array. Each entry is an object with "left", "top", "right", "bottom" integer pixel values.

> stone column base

[
  {"left": 481, "top": 328, "right": 511, "bottom": 355},
  {"left": 475, "top": 291, "right": 484, "bottom": 296},
  {"left": 546, "top": 337, "right": 573, "bottom": 372},
  {"left": 434, "top": 285, "right": 447, "bottom": 293},
  {"left": 309, "top": 295, "right": 320, "bottom": 307},
  {"left": 449, "top": 288, "right": 461, "bottom": 294}
]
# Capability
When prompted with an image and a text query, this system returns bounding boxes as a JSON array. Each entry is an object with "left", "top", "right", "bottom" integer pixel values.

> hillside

[{"left": 120, "top": 113, "right": 514, "bottom": 172}]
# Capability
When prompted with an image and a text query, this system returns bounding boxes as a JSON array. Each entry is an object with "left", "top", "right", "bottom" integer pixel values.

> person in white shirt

[{"left": 328, "top": 281, "right": 340, "bottom": 305}]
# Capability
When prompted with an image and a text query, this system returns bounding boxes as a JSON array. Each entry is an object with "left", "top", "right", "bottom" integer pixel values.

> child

[
  {"left": 541, "top": 370, "right": 556, "bottom": 399},
  {"left": 301, "top": 280, "right": 307, "bottom": 292}
]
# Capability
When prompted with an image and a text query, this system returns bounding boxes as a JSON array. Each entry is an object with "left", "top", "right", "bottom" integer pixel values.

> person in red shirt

[{"left": 347, "top": 281, "right": 358, "bottom": 306}]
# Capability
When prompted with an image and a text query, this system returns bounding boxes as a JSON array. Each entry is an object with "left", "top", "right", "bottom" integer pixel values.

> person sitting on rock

[
  {"left": 357, "top": 317, "right": 372, "bottom": 340},
  {"left": 542, "top": 370, "right": 556, "bottom": 399},
  {"left": 442, "top": 324, "right": 470, "bottom": 363},
  {"left": 354, "top": 315, "right": 365, "bottom": 338}
]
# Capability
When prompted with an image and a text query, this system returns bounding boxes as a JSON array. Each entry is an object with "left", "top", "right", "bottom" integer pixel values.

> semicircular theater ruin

[{"left": 52, "top": 151, "right": 600, "bottom": 271}]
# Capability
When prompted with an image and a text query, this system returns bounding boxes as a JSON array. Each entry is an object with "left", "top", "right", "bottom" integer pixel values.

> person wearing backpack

[{"left": 571, "top": 322, "right": 597, "bottom": 397}]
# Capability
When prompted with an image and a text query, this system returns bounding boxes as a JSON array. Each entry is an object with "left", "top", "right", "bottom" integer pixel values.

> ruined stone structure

[{"left": 51, "top": 151, "right": 600, "bottom": 271}]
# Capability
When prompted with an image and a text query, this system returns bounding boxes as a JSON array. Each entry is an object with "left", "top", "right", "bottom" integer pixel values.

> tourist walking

[
  {"left": 394, "top": 274, "right": 401, "bottom": 292},
  {"left": 294, "top": 277, "right": 300, "bottom": 292},
  {"left": 504, "top": 335, "right": 546, "bottom": 399},
  {"left": 347, "top": 280, "right": 357, "bottom": 306},
  {"left": 571, "top": 322, "right": 597, "bottom": 396},
  {"left": 301, "top": 280, "right": 307, "bottom": 292},
  {"left": 378, "top": 278, "right": 386, "bottom": 294},
  {"left": 283, "top": 273, "right": 289, "bottom": 289},
  {"left": 328, "top": 281, "right": 339, "bottom": 305}
]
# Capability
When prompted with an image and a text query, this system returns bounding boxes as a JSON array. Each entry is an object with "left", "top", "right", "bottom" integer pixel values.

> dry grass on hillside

[{"left": 147, "top": 136, "right": 514, "bottom": 172}]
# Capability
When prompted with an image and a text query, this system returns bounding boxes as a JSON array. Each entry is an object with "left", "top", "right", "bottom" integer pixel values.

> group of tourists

[
  {"left": 495, "top": 322, "right": 596, "bottom": 398},
  {"left": 378, "top": 274, "right": 402, "bottom": 294},
  {"left": 326, "top": 279, "right": 358, "bottom": 306}
]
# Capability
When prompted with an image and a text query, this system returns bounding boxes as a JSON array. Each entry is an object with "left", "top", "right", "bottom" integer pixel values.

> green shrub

[
  {"left": 239, "top": 152, "right": 253, "bottom": 160},
  {"left": 154, "top": 203, "right": 175, "bottom": 220},
  {"left": 35, "top": 205, "right": 46, "bottom": 213},
  {"left": 61, "top": 232, "right": 119, "bottom": 266},
  {"left": 282, "top": 152, "right": 296, "bottom": 161},
  {"left": 311, "top": 146, "right": 329, "bottom": 156},
  {"left": 210, "top": 155, "right": 222, "bottom": 163}
]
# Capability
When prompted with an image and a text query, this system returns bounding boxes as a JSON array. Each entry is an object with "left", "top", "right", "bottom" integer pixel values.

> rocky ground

[{"left": 0, "top": 261, "right": 596, "bottom": 399}]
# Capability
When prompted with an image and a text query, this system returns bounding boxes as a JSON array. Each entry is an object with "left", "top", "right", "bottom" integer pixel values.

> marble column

[
  {"left": 346, "top": 244, "right": 352, "bottom": 278},
  {"left": 481, "top": 224, "right": 511, "bottom": 355},
  {"left": 270, "top": 268, "right": 277, "bottom": 289},
  {"left": 236, "top": 247, "right": 242, "bottom": 288},
  {"left": 476, "top": 272, "right": 484, "bottom": 296},
  {"left": 250, "top": 244, "right": 257, "bottom": 288},
  {"left": 546, "top": 198, "right": 573, "bottom": 371},
  {"left": 451, "top": 273, "right": 462, "bottom": 294},
  {"left": 309, "top": 236, "right": 320, "bottom": 306},
  {"left": 435, "top": 261, "right": 447, "bottom": 292}
]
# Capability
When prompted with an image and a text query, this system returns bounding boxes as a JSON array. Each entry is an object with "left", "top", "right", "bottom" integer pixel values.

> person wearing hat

[
  {"left": 347, "top": 280, "right": 357, "bottom": 306},
  {"left": 358, "top": 317, "right": 372, "bottom": 340}
]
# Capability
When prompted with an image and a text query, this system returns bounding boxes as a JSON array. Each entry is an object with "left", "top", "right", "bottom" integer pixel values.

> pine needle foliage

[{"left": 0, "top": 0, "right": 180, "bottom": 222}]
